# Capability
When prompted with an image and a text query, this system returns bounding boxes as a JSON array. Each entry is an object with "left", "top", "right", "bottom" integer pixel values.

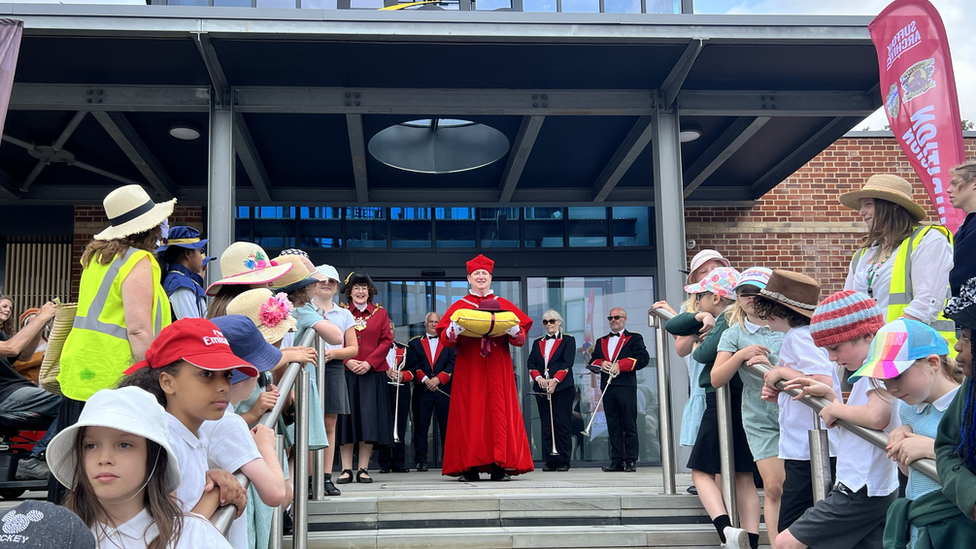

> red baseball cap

[{"left": 124, "top": 318, "right": 258, "bottom": 377}]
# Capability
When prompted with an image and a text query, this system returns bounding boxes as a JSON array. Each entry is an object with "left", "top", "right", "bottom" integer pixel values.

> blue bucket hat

[
  {"left": 211, "top": 315, "right": 283, "bottom": 384},
  {"left": 157, "top": 225, "right": 208, "bottom": 253}
]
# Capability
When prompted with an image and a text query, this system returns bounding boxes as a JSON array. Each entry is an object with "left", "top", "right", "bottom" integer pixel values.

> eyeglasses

[
  {"left": 542, "top": 319, "right": 558, "bottom": 325},
  {"left": 695, "top": 291, "right": 713, "bottom": 302},
  {"left": 607, "top": 315, "right": 625, "bottom": 321}
]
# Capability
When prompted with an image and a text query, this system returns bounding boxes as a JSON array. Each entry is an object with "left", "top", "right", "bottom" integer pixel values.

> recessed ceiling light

[
  {"left": 679, "top": 127, "right": 702, "bottom": 143},
  {"left": 169, "top": 125, "right": 200, "bottom": 141}
]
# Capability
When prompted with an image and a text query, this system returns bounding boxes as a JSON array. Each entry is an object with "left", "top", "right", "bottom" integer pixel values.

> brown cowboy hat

[{"left": 758, "top": 269, "right": 821, "bottom": 318}]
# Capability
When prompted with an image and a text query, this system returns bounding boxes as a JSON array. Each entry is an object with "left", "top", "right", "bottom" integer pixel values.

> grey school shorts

[{"left": 789, "top": 483, "right": 898, "bottom": 549}]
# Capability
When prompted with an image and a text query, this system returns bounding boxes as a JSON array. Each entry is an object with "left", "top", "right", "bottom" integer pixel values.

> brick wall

[
  {"left": 71, "top": 206, "right": 204, "bottom": 300},
  {"left": 685, "top": 135, "right": 976, "bottom": 296}
]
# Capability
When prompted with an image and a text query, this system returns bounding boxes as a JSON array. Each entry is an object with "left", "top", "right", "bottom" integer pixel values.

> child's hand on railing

[
  {"left": 282, "top": 346, "right": 318, "bottom": 366},
  {"left": 250, "top": 424, "right": 277, "bottom": 453},
  {"left": 253, "top": 385, "right": 280, "bottom": 415},
  {"left": 760, "top": 384, "right": 780, "bottom": 402},
  {"left": 783, "top": 377, "right": 835, "bottom": 401},
  {"left": 819, "top": 403, "right": 841, "bottom": 429},
  {"left": 738, "top": 345, "right": 770, "bottom": 363},
  {"left": 887, "top": 431, "right": 934, "bottom": 466},
  {"left": 652, "top": 301, "right": 677, "bottom": 315},
  {"left": 886, "top": 424, "right": 913, "bottom": 453}
]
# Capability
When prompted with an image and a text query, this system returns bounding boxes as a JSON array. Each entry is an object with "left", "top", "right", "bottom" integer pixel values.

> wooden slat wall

[{"left": 3, "top": 242, "right": 72, "bottom": 314}]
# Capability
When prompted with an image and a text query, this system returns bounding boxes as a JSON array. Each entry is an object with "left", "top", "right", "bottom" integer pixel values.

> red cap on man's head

[
  {"left": 466, "top": 254, "right": 494, "bottom": 275},
  {"left": 123, "top": 318, "right": 258, "bottom": 377}
]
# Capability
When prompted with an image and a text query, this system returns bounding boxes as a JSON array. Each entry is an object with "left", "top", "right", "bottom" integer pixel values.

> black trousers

[
  {"left": 604, "top": 384, "right": 638, "bottom": 463},
  {"left": 412, "top": 385, "right": 450, "bottom": 465},
  {"left": 47, "top": 396, "right": 86, "bottom": 505},
  {"left": 378, "top": 382, "right": 411, "bottom": 469},
  {"left": 535, "top": 387, "right": 573, "bottom": 466}
]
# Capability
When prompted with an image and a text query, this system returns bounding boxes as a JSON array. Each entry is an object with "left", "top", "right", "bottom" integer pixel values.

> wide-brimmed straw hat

[
  {"left": 226, "top": 288, "right": 297, "bottom": 344},
  {"left": 94, "top": 185, "right": 175, "bottom": 241},
  {"left": 271, "top": 255, "right": 319, "bottom": 294},
  {"left": 758, "top": 269, "right": 821, "bottom": 318},
  {"left": 48, "top": 386, "right": 182, "bottom": 494},
  {"left": 838, "top": 174, "right": 927, "bottom": 222},
  {"left": 205, "top": 242, "right": 293, "bottom": 296}
]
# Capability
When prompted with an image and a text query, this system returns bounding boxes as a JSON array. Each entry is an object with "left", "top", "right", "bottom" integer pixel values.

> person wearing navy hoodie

[
  {"left": 527, "top": 309, "right": 576, "bottom": 472},
  {"left": 949, "top": 161, "right": 976, "bottom": 297},
  {"left": 158, "top": 226, "right": 209, "bottom": 319}
]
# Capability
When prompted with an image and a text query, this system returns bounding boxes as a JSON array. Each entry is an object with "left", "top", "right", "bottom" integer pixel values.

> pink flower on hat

[
  {"left": 260, "top": 293, "right": 293, "bottom": 328},
  {"left": 244, "top": 251, "right": 277, "bottom": 271}
]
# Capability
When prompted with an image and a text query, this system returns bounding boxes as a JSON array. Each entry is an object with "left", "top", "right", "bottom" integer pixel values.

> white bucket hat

[
  {"left": 47, "top": 387, "right": 181, "bottom": 495},
  {"left": 316, "top": 264, "right": 340, "bottom": 283},
  {"left": 94, "top": 185, "right": 175, "bottom": 241}
]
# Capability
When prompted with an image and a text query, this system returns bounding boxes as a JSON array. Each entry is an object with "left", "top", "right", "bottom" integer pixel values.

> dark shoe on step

[
  {"left": 336, "top": 469, "right": 353, "bottom": 484},
  {"left": 490, "top": 464, "right": 511, "bottom": 481},
  {"left": 624, "top": 460, "right": 637, "bottom": 472},
  {"left": 378, "top": 466, "right": 391, "bottom": 474},
  {"left": 556, "top": 464, "right": 570, "bottom": 472},
  {"left": 324, "top": 475, "right": 342, "bottom": 496},
  {"left": 416, "top": 462, "right": 429, "bottom": 472},
  {"left": 391, "top": 465, "right": 410, "bottom": 473},
  {"left": 356, "top": 468, "right": 373, "bottom": 483},
  {"left": 686, "top": 485, "right": 698, "bottom": 495},
  {"left": 459, "top": 470, "right": 480, "bottom": 482},
  {"left": 602, "top": 463, "right": 625, "bottom": 472},
  {"left": 542, "top": 463, "right": 557, "bottom": 472}
]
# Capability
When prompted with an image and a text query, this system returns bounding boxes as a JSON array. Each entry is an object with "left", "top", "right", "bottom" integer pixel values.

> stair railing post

[{"left": 648, "top": 308, "right": 676, "bottom": 495}]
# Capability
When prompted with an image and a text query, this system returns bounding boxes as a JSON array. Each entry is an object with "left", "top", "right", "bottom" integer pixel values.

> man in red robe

[{"left": 436, "top": 254, "right": 534, "bottom": 481}]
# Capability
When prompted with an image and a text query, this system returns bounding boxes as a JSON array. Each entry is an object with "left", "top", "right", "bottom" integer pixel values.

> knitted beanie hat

[{"left": 810, "top": 290, "right": 884, "bottom": 347}]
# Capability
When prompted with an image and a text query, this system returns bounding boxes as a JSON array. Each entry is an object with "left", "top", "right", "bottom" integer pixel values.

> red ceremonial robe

[{"left": 436, "top": 292, "right": 534, "bottom": 477}]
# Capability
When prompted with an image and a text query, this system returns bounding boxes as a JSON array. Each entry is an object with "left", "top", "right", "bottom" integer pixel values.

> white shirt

[
  {"left": 835, "top": 378, "right": 901, "bottom": 496},
  {"left": 198, "top": 409, "right": 263, "bottom": 549},
  {"left": 535, "top": 335, "right": 558, "bottom": 382},
  {"left": 844, "top": 228, "right": 953, "bottom": 323},
  {"left": 95, "top": 509, "right": 232, "bottom": 549},
  {"left": 169, "top": 287, "right": 206, "bottom": 320},
  {"left": 313, "top": 301, "right": 356, "bottom": 352},
  {"left": 776, "top": 326, "right": 841, "bottom": 459},
  {"left": 166, "top": 413, "right": 209, "bottom": 513},
  {"left": 607, "top": 332, "right": 622, "bottom": 361}
]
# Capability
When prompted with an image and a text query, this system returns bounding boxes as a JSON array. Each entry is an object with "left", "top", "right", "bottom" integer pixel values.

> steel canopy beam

[
  {"left": 233, "top": 111, "right": 273, "bottom": 203},
  {"left": 346, "top": 114, "right": 369, "bottom": 203},
  {"left": 592, "top": 116, "right": 653, "bottom": 202},
  {"left": 498, "top": 115, "right": 545, "bottom": 203},
  {"left": 194, "top": 32, "right": 230, "bottom": 108},
  {"left": 677, "top": 90, "right": 878, "bottom": 117},
  {"left": 93, "top": 111, "right": 176, "bottom": 200},
  {"left": 660, "top": 39, "right": 705, "bottom": 109},
  {"left": 9, "top": 84, "right": 211, "bottom": 112},
  {"left": 0, "top": 169, "right": 20, "bottom": 201},
  {"left": 683, "top": 116, "right": 770, "bottom": 198}
]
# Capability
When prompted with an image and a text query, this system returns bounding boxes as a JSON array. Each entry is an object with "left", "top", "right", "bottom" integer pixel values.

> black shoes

[
  {"left": 324, "top": 474, "right": 341, "bottom": 496},
  {"left": 624, "top": 460, "right": 637, "bottom": 472},
  {"left": 336, "top": 469, "right": 353, "bottom": 484},
  {"left": 556, "top": 464, "right": 570, "bottom": 472},
  {"left": 356, "top": 468, "right": 373, "bottom": 483},
  {"left": 490, "top": 464, "right": 510, "bottom": 482},
  {"left": 391, "top": 465, "right": 410, "bottom": 473},
  {"left": 542, "top": 463, "right": 557, "bottom": 472},
  {"left": 459, "top": 470, "right": 480, "bottom": 482},
  {"left": 416, "top": 462, "right": 429, "bottom": 472},
  {"left": 378, "top": 466, "right": 391, "bottom": 474},
  {"left": 686, "top": 485, "right": 698, "bottom": 495},
  {"left": 602, "top": 463, "right": 625, "bottom": 472}
]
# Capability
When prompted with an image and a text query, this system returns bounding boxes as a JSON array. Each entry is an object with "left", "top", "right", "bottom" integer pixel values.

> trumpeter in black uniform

[
  {"left": 407, "top": 311, "right": 455, "bottom": 471},
  {"left": 527, "top": 309, "right": 577, "bottom": 471},
  {"left": 378, "top": 320, "right": 413, "bottom": 473},
  {"left": 588, "top": 307, "right": 649, "bottom": 473}
]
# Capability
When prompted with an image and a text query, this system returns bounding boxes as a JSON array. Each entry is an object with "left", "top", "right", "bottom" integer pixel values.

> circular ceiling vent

[{"left": 368, "top": 118, "right": 510, "bottom": 174}]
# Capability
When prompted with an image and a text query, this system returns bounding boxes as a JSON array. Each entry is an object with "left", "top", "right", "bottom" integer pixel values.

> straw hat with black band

[
  {"left": 838, "top": 174, "right": 927, "bottom": 222},
  {"left": 94, "top": 185, "right": 175, "bottom": 241}
]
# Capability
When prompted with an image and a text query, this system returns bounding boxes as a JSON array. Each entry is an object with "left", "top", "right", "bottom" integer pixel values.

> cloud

[{"left": 694, "top": 0, "right": 975, "bottom": 130}]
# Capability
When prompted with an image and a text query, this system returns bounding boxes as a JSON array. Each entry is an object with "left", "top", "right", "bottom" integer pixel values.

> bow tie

[
  {"left": 609, "top": 332, "right": 621, "bottom": 337},
  {"left": 428, "top": 335, "right": 438, "bottom": 340},
  {"left": 545, "top": 335, "right": 557, "bottom": 340}
]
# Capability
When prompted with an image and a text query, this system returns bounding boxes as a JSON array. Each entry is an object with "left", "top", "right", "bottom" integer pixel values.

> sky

[{"left": 694, "top": 0, "right": 974, "bottom": 130}]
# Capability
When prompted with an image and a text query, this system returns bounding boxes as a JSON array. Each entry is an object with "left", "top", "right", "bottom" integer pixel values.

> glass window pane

[
  {"left": 299, "top": 207, "right": 342, "bottom": 248},
  {"left": 349, "top": 0, "right": 384, "bottom": 7},
  {"left": 391, "top": 208, "right": 432, "bottom": 249},
  {"left": 301, "top": 0, "right": 337, "bottom": 7},
  {"left": 524, "top": 207, "right": 563, "bottom": 248},
  {"left": 475, "top": 0, "right": 511, "bottom": 9},
  {"left": 561, "top": 0, "right": 599, "bottom": 12},
  {"left": 236, "top": 206, "right": 250, "bottom": 219},
  {"left": 522, "top": 0, "right": 556, "bottom": 11},
  {"left": 479, "top": 208, "right": 520, "bottom": 248},
  {"left": 255, "top": 206, "right": 295, "bottom": 219},
  {"left": 603, "top": 0, "right": 640, "bottom": 12},
  {"left": 611, "top": 207, "right": 650, "bottom": 247},
  {"left": 526, "top": 276, "right": 659, "bottom": 465},
  {"left": 435, "top": 207, "right": 475, "bottom": 248},
  {"left": 252, "top": 207, "right": 296, "bottom": 251},
  {"left": 346, "top": 207, "right": 387, "bottom": 248},
  {"left": 214, "top": 0, "right": 252, "bottom": 6},
  {"left": 567, "top": 207, "right": 607, "bottom": 247},
  {"left": 258, "top": 0, "right": 296, "bottom": 6}
]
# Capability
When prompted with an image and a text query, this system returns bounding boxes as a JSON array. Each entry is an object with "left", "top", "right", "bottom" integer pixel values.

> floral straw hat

[
  {"left": 205, "top": 242, "right": 293, "bottom": 296},
  {"left": 226, "top": 288, "right": 297, "bottom": 344}
]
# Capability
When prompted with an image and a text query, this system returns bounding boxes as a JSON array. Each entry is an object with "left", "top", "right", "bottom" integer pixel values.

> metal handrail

[
  {"left": 212, "top": 328, "right": 318, "bottom": 544},
  {"left": 648, "top": 306, "right": 939, "bottom": 484},
  {"left": 648, "top": 308, "right": 676, "bottom": 494}
]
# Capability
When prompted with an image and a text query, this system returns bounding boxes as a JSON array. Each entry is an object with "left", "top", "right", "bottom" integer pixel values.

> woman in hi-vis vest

[
  {"left": 840, "top": 174, "right": 956, "bottom": 349},
  {"left": 52, "top": 185, "right": 174, "bottom": 502}
]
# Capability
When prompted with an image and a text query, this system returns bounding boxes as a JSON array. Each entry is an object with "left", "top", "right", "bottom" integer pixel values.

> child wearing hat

[
  {"left": 777, "top": 291, "right": 901, "bottom": 549},
  {"left": 664, "top": 267, "right": 757, "bottom": 549},
  {"left": 120, "top": 318, "right": 257, "bottom": 523},
  {"left": 202, "top": 315, "right": 291, "bottom": 549},
  {"left": 751, "top": 272, "right": 841, "bottom": 533},
  {"left": 158, "top": 226, "right": 210, "bottom": 320},
  {"left": 846, "top": 319, "right": 971, "bottom": 548},
  {"left": 936, "top": 277, "right": 976, "bottom": 526},
  {"left": 48, "top": 386, "right": 231, "bottom": 548},
  {"left": 711, "top": 267, "right": 785, "bottom": 545},
  {"left": 206, "top": 242, "right": 293, "bottom": 319}
]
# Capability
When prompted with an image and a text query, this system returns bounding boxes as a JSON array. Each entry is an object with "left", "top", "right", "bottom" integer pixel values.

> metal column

[
  {"left": 207, "top": 104, "right": 235, "bottom": 283},
  {"left": 651, "top": 95, "right": 690, "bottom": 473}
]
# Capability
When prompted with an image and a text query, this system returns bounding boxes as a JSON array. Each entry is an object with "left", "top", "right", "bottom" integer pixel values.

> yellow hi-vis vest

[
  {"left": 850, "top": 225, "right": 956, "bottom": 354},
  {"left": 59, "top": 248, "right": 171, "bottom": 401}
]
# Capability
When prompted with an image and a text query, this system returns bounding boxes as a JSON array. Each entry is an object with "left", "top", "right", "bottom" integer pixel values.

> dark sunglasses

[
  {"left": 542, "top": 319, "right": 559, "bottom": 325},
  {"left": 695, "top": 291, "right": 713, "bottom": 302},
  {"left": 607, "top": 315, "right": 625, "bottom": 321}
]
